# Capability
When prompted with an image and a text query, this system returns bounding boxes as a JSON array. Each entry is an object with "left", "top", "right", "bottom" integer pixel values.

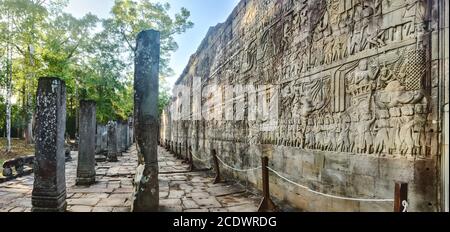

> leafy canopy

[{"left": 0, "top": 0, "right": 192, "bottom": 128}]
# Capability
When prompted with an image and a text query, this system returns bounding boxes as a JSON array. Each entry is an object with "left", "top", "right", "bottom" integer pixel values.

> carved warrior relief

[{"left": 168, "top": 0, "right": 432, "bottom": 159}]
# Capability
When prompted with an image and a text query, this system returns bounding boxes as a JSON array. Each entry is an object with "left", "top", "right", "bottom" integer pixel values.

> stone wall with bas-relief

[{"left": 161, "top": 0, "right": 448, "bottom": 211}]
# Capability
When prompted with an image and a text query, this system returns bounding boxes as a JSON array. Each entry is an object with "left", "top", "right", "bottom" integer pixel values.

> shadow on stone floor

[{"left": 0, "top": 146, "right": 261, "bottom": 212}]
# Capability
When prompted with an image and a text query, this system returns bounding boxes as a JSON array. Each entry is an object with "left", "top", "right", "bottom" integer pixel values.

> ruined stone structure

[
  {"left": 32, "top": 77, "right": 67, "bottom": 212},
  {"left": 76, "top": 100, "right": 97, "bottom": 186},
  {"left": 161, "top": 0, "right": 449, "bottom": 211},
  {"left": 107, "top": 121, "right": 120, "bottom": 162}
]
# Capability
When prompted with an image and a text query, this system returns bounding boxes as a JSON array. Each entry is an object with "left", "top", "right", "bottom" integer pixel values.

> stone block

[
  {"left": 182, "top": 199, "right": 199, "bottom": 209},
  {"left": 349, "top": 156, "right": 379, "bottom": 177},
  {"left": 324, "top": 153, "right": 350, "bottom": 172},
  {"left": 97, "top": 198, "right": 126, "bottom": 207},
  {"left": 350, "top": 174, "right": 375, "bottom": 197},
  {"left": 69, "top": 205, "right": 92, "bottom": 212},
  {"left": 374, "top": 178, "right": 395, "bottom": 199},
  {"left": 192, "top": 196, "right": 222, "bottom": 208},
  {"left": 379, "top": 158, "right": 414, "bottom": 182},
  {"left": 329, "top": 199, "right": 360, "bottom": 212},
  {"left": 359, "top": 201, "right": 392, "bottom": 212},
  {"left": 168, "top": 190, "right": 185, "bottom": 199},
  {"left": 67, "top": 198, "right": 100, "bottom": 206},
  {"left": 92, "top": 207, "right": 114, "bottom": 212},
  {"left": 207, "top": 184, "right": 245, "bottom": 196}
]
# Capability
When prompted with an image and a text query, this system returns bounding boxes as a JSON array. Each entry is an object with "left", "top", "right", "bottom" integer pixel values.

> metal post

[
  {"left": 258, "top": 156, "right": 277, "bottom": 212},
  {"left": 394, "top": 182, "right": 408, "bottom": 212},
  {"left": 212, "top": 150, "right": 222, "bottom": 184}
]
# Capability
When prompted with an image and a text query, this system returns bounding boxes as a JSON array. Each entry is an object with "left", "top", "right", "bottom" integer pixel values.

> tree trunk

[
  {"left": 25, "top": 44, "right": 35, "bottom": 144},
  {"left": 5, "top": 11, "right": 12, "bottom": 152}
]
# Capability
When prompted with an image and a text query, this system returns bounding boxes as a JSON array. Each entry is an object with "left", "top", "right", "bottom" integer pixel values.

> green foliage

[
  {"left": 159, "top": 84, "right": 171, "bottom": 116},
  {"left": 106, "top": 0, "right": 193, "bottom": 76},
  {"left": 0, "top": 0, "right": 192, "bottom": 135}
]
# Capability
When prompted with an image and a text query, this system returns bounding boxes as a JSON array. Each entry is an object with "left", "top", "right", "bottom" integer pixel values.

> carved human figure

[
  {"left": 404, "top": 0, "right": 427, "bottom": 22},
  {"left": 326, "top": 116, "right": 336, "bottom": 151},
  {"left": 377, "top": 63, "right": 394, "bottom": 89},
  {"left": 298, "top": 97, "right": 311, "bottom": 119},
  {"left": 296, "top": 123, "right": 305, "bottom": 148},
  {"left": 304, "top": 119, "right": 314, "bottom": 149},
  {"left": 324, "top": 38, "right": 335, "bottom": 65},
  {"left": 413, "top": 110, "right": 427, "bottom": 157},
  {"left": 363, "top": 19, "right": 386, "bottom": 49},
  {"left": 310, "top": 40, "right": 324, "bottom": 67},
  {"left": 352, "top": 59, "right": 379, "bottom": 87},
  {"left": 348, "top": 28, "right": 363, "bottom": 55},
  {"left": 362, "top": 0, "right": 382, "bottom": 17},
  {"left": 337, "top": 121, "right": 351, "bottom": 152},
  {"left": 349, "top": 115, "right": 358, "bottom": 153},
  {"left": 374, "top": 110, "right": 391, "bottom": 155},
  {"left": 332, "top": 33, "right": 347, "bottom": 61},
  {"left": 356, "top": 113, "right": 376, "bottom": 153},
  {"left": 315, "top": 117, "right": 324, "bottom": 150},
  {"left": 322, "top": 117, "right": 331, "bottom": 150},
  {"left": 376, "top": 80, "right": 426, "bottom": 156},
  {"left": 399, "top": 107, "right": 415, "bottom": 157}
]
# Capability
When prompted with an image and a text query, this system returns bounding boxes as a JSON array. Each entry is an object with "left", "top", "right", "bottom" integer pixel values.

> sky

[{"left": 64, "top": 0, "right": 240, "bottom": 89}]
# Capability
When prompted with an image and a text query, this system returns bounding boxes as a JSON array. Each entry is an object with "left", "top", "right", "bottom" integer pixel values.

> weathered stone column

[
  {"left": 95, "top": 125, "right": 101, "bottom": 154},
  {"left": 32, "top": 77, "right": 67, "bottom": 212},
  {"left": 115, "top": 121, "right": 122, "bottom": 156},
  {"left": 129, "top": 117, "right": 134, "bottom": 145},
  {"left": 76, "top": 100, "right": 96, "bottom": 185},
  {"left": 121, "top": 121, "right": 127, "bottom": 151},
  {"left": 132, "top": 29, "right": 160, "bottom": 212},
  {"left": 107, "top": 121, "right": 120, "bottom": 162}
]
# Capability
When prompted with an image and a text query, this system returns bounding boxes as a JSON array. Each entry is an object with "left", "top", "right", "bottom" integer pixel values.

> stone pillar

[
  {"left": 132, "top": 30, "right": 160, "bottom": 212},
  {"left": 115, "top": 121, "right": 122, "bottom": 156},
  {"left": 76, "top": 100, "right": 96, "bottom": 185},
  {"left": 129, "top": 117, "right": 134, "bottom": 145},
  {"left": 125, "top": 119, "right": 130, "bottom": 148},
  {"left": 95, "top": 125, "right": 101, "bottom": 154},
  {"left": 107, "top": 121, "right": 120, "bottom": 162},
  {"left": 101, "top": 125, "right": 108, "bottom": 152},
  {"left": 32, "top": 77, "right": 67, "bottom": 212},
  {"left": 121, "top": 121, "right": 127, "bottom": 151}
]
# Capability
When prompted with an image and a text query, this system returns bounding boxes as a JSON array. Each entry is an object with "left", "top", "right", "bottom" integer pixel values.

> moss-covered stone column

[
  {"left": 107, "top": 121, "right": 120, "bottom": 162},
  {"left": 32, "top": 77, "right": 67, "bottom": 212},
  {"left": 132, "top": 29, "right": 160, "bottom": 212},
  {"left": 76, "top": 100, "right": 96, "bottom": 185}
]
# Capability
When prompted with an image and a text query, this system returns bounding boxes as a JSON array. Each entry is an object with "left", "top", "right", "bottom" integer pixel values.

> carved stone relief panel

[{"left": 168, "top": 0, "right": 433, "bottom": 159}]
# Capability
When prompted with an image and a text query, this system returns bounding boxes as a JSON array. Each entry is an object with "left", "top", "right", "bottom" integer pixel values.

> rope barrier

[
  {"left": 190, "top": 152, "right": 212, "bottom": 162},
  {"left": 215, "top": 155, "right": 262, "bottom": 173},
  {"left": 267, "top": 167, "right": 394, "bottom": 202},
  {"left": 171, "top": 146, "right": 398, "bottom": 205}
]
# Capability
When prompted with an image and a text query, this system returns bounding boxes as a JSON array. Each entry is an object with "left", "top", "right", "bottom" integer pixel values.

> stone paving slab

[{"left": 0, "top": 146, "right": 261, "bottom": 212}]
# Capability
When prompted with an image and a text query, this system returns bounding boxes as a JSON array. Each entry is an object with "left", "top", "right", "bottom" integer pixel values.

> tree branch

[
  {"left": 66, "top": 43, "right": 80, "bottom": 60},
  {"left": 12, "top": 43, "right": 26, "bottom": 56},
  {"left": 120, "top": 31, "right": 135, "bottom": 52}
]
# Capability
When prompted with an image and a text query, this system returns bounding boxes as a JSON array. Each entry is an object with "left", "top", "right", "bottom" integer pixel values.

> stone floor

[{"left": 0, "top": 145, "right": 260, "bottom": 212}]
